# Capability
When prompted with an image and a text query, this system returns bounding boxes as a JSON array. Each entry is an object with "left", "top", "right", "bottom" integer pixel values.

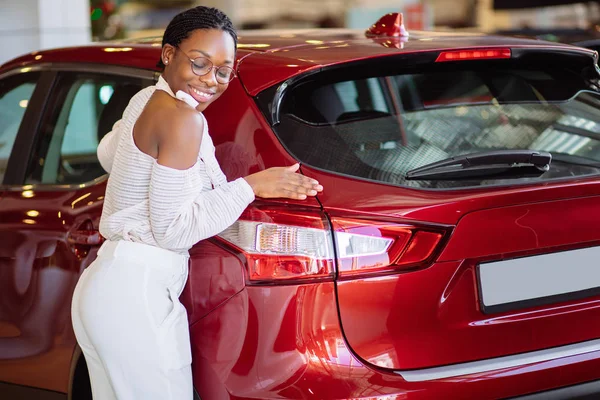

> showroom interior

[{"left": 2, "top": 0, "right": 600, "bottom": 66}]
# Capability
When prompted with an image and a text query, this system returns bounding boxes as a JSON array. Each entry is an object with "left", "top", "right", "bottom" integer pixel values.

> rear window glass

[{"left": 270, "top": 63, "right": 600, "bottom": 189}]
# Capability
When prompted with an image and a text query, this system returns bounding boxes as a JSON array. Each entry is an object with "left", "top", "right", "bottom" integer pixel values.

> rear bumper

[
  {"left": 190, "top": 284, "right": 600, "bottom": 399},
  {"left": 396, "top": 338, "right": 600, "bottom": 382},
  {"left": 508, "top": 379, "right": 600, "bottom": 400}
]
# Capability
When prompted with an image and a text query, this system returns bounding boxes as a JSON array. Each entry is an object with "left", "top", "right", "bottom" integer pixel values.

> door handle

[{"left": 67, "top": 230, "right": 103, "bottom": 246}]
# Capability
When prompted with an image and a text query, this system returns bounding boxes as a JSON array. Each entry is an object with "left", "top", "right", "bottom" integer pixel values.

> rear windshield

[{"left": 268, "top": 61, "right": 600, "bottom": 189}]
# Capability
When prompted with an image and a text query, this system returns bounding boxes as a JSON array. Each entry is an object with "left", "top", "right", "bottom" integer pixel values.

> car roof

[{"left": 2, "top": 28, "right": 594, "bottom": 95}]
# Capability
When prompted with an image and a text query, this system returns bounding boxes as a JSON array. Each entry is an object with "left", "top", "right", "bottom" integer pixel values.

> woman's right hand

[{"left": 244, "top": 163, "right": 323, "bottom": 200}]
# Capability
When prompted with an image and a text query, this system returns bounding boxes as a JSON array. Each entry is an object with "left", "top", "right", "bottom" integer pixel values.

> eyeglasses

[{"left": 177, "top": 47, "right": 236, "bottom": 84}]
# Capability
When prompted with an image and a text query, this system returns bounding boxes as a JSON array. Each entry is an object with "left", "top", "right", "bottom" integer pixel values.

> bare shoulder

[
  {"left": 149, "top": 92, "right": 204, "bottom": 169},
  {"left": 151, "top": 92, "right": 204, "bottom": 143}
]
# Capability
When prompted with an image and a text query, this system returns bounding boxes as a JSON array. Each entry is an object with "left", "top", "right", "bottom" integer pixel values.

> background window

[
  {"left": 25, "top": 73, "right": 148, "bottom": 185},
  {"left": 0, "top": 73, "right": 40, "bottom": 183}
]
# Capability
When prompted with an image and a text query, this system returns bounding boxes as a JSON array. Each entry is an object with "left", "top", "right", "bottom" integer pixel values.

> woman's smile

[{"left": 188, "top": 84, "right": 215, "bottom": 103}]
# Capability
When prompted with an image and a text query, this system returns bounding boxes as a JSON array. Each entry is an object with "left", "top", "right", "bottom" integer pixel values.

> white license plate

[{"left": 478, "top": 246, "right": 600, "bottom": 313}]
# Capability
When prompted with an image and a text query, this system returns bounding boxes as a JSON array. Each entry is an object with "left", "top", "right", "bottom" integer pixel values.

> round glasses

[{"left": 178, "top": 48, "right": 236, "bottom": 84}]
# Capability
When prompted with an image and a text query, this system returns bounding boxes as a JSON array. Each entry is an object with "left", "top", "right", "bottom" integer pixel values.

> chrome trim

[
  {"left": 0, "top": 175, "right": 108, "bottom": 192},
  {"left": 271, "top": 80, "right": 288, "bottom": 125},
  {"left": 267, "top": 68, "right": 321, "bottom": 126},
  {"left": 396, "top": 338, "right": 600, "bottom": 382}
]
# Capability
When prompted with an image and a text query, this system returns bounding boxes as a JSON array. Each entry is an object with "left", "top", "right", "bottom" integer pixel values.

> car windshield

[{"left": 269, "top": 63, "right": 600, "bottom": 189}]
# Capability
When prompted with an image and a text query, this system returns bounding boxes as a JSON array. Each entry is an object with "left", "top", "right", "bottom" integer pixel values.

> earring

[{"left": 164, "top": 59, "right": 168, "bottom": 65}]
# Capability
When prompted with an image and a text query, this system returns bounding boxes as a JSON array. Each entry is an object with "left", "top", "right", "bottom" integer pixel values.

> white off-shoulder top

[{"left": 97, "top": 76, "right": 255, "bottom": 254}]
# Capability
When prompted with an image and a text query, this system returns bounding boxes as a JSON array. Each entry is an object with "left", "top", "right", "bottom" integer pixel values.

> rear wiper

[
  {"left": 406, "top": 150, "right": 551, "bottom": 180},
  {"left": 550, "top": 152, "right": 600, "bottom": 168}
]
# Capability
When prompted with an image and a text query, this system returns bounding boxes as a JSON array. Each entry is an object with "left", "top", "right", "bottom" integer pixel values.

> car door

[{"left": 0, "top": 65, "right": 153, "bottom": 397}]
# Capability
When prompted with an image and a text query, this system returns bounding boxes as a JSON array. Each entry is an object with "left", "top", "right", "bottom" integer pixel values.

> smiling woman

[
  {"left": 69, "top": 6, "right": 323, "bottom": 400},
  {"left": 158, "top": 23, "right": 236, "bottom": 112}
]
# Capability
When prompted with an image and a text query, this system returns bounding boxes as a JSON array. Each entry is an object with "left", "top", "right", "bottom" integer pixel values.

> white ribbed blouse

[{"left": 98, "top": 76, "right": 255, "bottom": 254}]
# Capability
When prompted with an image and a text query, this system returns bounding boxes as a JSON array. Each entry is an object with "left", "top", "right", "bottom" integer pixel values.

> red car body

[{"left": 2, "top": 16, "right": 600, "bottom": 399}]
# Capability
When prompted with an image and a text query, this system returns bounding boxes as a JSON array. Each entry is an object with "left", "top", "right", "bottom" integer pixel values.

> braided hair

[{"left": 157, "top": 6, "right": 237, "bottom": 68}]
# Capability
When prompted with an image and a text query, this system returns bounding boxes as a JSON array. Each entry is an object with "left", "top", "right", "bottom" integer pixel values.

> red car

[{"left": 2, "top": 13, "right": 600, "bottom": 400}]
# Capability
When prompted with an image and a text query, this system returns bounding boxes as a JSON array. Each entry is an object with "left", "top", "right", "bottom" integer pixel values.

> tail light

[
  {"left": 218, "top": 207, "right": 336, "bottom": 284},
  {"left": 217, "top": 206, "right": 448, "bottom": 284},
  {"left": 436, "top": 48, "right": 511, "bottom": 62},
  {"left": 331, "top": 216, "right": 447, "bottom": 279}
]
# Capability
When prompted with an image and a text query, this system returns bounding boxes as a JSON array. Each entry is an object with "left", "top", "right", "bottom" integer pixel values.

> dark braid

[{"left": 157, "top": 6, "right": 237, "bottom": 68}]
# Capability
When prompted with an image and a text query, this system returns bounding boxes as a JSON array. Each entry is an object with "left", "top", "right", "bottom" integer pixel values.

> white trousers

[{"left": 71, "top": 240, "right": 193, "bottom": 400}]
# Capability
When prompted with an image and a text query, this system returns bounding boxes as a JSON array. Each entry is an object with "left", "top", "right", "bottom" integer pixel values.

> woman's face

[{"left": 162, "top": 28, "right": 236, "bottom": 112}]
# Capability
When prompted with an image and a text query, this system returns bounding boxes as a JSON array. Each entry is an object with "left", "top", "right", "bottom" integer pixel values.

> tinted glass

[
  {"left": 0, "top": 73, "right": 40, "bottom": 183},
  {"left": 25, "top": 73, "right": 148, "bottom": 185},
  {"left": 273, "top": 64, "right": 600, "bottom": 189}
]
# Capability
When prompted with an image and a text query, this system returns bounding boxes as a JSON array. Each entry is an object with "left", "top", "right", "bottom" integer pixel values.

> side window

[
  {"left": 0, "top": 72, "right": 41, "bottom": 183},
  {"left": 25, "top": 73, "right": 150, "bottom": 185}
]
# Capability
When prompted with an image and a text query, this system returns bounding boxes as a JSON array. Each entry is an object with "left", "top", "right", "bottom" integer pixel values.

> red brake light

[
  {"left": 400, "top": 231, "right": 444, "bottom": 264},
  {"left": 436, "top": 48, "right": 511, "bottom": 62},
  {"left": 330, "top": 217, "right": 447, "bottom": 279}
]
